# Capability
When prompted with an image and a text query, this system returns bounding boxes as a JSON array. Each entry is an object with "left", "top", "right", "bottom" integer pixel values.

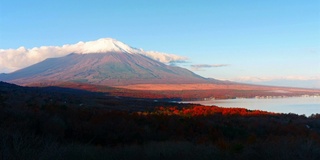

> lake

[{"left": 184, "top": 96, "right": 320, "bottom": 116}]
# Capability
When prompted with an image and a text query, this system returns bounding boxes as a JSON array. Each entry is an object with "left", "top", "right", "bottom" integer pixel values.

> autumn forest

[{"left": 1, "top": 82, "right": 320, "bottom": 159}]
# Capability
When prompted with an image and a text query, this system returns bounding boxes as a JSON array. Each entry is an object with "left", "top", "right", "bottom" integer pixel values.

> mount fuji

[
  {"left": 1, "top": 38, "right": 319, "bottom": 99},
  {"left": 0, "top": 38, "right": 212, "bottom": 86}
]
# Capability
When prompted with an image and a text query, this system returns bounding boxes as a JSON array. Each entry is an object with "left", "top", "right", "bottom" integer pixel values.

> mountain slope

[
  {"left": 0, "top": 38, "right": 188, "bottom": 74},
  {"left": 0, "top": 52, "right": 209, "bottom": 86}
]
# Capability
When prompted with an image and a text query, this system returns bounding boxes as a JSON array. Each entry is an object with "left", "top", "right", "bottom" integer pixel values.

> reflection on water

[{"left": 185, "top": 96, "right": 320, "bottom": 116}]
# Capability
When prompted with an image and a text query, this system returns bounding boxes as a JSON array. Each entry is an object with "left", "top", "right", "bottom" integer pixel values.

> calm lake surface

[{"left": 184, "top": 96, "right": 320, "bottom": 116}]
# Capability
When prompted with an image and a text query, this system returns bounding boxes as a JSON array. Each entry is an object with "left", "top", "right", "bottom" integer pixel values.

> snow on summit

[
  {"left": 77, "top": 38, "right": 140, "bottom": 54},
  {"left": 0, "top": 38, "right": 187, "bottom": 73}
]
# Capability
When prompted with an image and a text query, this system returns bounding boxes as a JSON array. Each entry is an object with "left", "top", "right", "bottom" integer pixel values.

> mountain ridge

[
  {"left": 0, "top": 38, "right": 187, "bottom": 74},
  {"left": 0, "top": 51, "right": 209, "bottom": 86}
]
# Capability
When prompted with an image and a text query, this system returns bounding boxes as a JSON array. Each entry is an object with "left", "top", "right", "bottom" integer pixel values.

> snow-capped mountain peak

[
  {"left": 75, "top": 38, "right": 140, "bottom": 54},
  {"left": 0, "top": 38, "right": 187, "bottom": 73}
]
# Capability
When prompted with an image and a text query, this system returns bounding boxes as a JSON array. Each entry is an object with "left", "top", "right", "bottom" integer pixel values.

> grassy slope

[{"left": 53, "top": 82, "right": 320, "bottom": 100}]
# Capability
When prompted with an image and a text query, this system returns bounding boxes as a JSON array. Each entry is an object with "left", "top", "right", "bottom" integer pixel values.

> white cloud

[
  {"left": 191, "top": 64, "right": 229, "bottom": 71},
  {"left": 141, "top": 51, "right": 188, "bottom": 64},
  {"left": 0, "top": 38, "right": 187, "bottom": 73}
]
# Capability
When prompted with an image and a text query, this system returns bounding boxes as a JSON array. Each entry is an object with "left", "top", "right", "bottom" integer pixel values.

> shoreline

[{"left": 182, "top": 96, "right": 320, "bottom": 117}]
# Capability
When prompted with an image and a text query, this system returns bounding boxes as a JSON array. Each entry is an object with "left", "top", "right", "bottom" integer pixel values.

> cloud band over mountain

[
  {"left": 0, "top": 38, "right": 187, "bottom": 73},
  {"left": 191, "top": 64, "right": 229, "bottom": 70}
]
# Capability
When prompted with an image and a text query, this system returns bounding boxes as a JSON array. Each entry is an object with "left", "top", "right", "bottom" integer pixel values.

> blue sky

[{"left": 0, "top": 0, "right": 319, "bottom": 88}]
